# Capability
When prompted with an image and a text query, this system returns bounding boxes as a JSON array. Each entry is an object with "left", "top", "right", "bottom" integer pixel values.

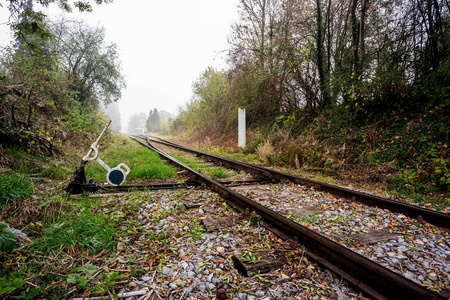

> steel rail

[
  {"left": 130, "top": 136, "right": 446, "bottom": 300},
  {"left": 143, "top": 136, "right": 450, "bottom": 229}
]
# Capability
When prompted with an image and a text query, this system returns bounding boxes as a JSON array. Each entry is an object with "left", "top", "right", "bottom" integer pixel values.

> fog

[{"left": 1, "top": 0, "right": 239, "bottom": 132}]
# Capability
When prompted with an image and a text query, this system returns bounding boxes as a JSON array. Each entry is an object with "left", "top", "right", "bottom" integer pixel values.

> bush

[{"left": 256, "top": 140, "right": 276, "bottom": 166}]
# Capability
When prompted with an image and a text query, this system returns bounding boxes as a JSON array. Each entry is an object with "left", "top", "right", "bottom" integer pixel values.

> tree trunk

[
  {"left": 358, "top": 0, "right": 368, "bottom": 78},
  {"left": 316, "top": 0, "right": 331, "bottom": 109}
]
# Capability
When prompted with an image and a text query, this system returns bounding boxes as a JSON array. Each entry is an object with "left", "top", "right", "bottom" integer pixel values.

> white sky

[{"left": 0, "top": 0, "right": 240, "bottom": 132}]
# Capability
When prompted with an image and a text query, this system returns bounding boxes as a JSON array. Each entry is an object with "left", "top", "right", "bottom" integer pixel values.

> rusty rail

[
  {"left": 131, "top": 136, "right": 446, "bottom": 300},
  {"left": 143, "top": 136, "right": 450, "bottom": 230}
]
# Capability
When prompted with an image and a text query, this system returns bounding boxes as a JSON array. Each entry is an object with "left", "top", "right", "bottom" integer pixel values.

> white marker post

[{"left": 238, "top": 108, "right": 246, "bottom": 148}]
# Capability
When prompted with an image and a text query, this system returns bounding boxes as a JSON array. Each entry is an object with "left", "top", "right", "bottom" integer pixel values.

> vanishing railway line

[
  {"left": 68, "top": 134, "right": 449, "bottom": 299},
  {"left": 142, "top": 136, "right": 450, "bottom": 230},
  {"left": 125, "top": 135, "right": 449, "bottom": 300}
]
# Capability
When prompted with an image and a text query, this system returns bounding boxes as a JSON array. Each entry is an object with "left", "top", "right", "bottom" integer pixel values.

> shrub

[{"left": 256, "top": 140, "right": 276, "bottom": 166}]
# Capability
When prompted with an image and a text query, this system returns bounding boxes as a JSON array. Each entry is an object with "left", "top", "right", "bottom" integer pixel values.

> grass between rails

[
  {"left": 173, "top": 155, "right": 235, "bottom": 179},
  {"left": 85, "top": 135, "right": 179, "bottom": 183}
]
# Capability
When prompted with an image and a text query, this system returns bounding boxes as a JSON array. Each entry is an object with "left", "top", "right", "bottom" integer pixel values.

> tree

[
  {"left": 104, "top": 102, "right": 121, "bottom": 131},
  {"left": 48, "top": 18, "right": 126, "bottom": 110},
  {"left": 127, "top": 112, "right": 147, "bottom": 134},
  {"left": 315, "top": 0, "right": 331, "bottom": 109},
  {"left": 172, "top": 0, "right": 450, "bottom": 137},
  {"left": 3, "top": 0, "right": 114, "bottom": 19},
  {"left": 2, "top": 0, "right": 113, "bottom": 51},
  {"left": 146, "top": 108, "right": 160, "bottom": 132},
  {"left": 0, "top": 0, "right": 117, "bottom": 156},
  {"left": 191, "top": 68, "right": 234, "bottom": 137}
]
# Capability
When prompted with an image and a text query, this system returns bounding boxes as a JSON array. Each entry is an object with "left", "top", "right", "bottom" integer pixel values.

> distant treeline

[{"left": 128, "top": 109, "right": 172, "bottom": 134}]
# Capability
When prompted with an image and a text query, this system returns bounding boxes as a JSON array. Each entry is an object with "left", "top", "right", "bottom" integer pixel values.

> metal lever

[{"left": 83, "top": 120, "right": 130, "bottom": 186}]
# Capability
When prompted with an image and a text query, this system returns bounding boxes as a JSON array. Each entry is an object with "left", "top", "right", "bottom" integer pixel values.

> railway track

[
  {"left": 125, "top": 135, "right": 449, "bottom": 300},
  {"left": 144, "top": 136, "right": 450, "bottom": 230}
]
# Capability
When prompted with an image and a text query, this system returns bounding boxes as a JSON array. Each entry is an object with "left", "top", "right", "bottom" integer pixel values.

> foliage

[
  {"left": 209, "top": 168, "right": 232, "bottom": 179},
  {"left": 248, "top": 212, "right": 262, "bottom": 226},
  {"left": 0, "top": 186, "right": 153, "bottom": 298},
  {"left": 0, "top": 224, "right": 29, "bottom": 252},
  {"left": 0, "top": 173, "right": 33, "bottom": 210},
  {"left": 0, "top": 278, "right": 24, "bottom": 295},
  {"left": 0, "top": 47, "right": 72, "bottom": 155},
  {"left": 0, "top": 25, "right": 122, "bottom": 168},
  {"left": 0, "top": 223, "right": 17, "bottom": 252},
  {"left": 186, "top": 218, "right": 205, "bottom": 241},
  {"left": 299, "top": 105, "right": 449, "bottom": 199},
  {"left": 181, "top": 67, "right": 233, "bottom": 140},
  {"left": 170, "top": 0, "right": 449, "bottom": 165},
  {"left": 4, "top": 0, "right": 113, "bottom": 16},
  {"left": 174, "top": 155, "right": 236, "bottom": 179},
  {"left": 256, "top": 140, "right": 276, "bottom": 166},
  {"left": 49, "top": 18, "right": 126, "bottom": 109},
  {"left": 240, "top": 251, "right": 260, "bottom": 264}
]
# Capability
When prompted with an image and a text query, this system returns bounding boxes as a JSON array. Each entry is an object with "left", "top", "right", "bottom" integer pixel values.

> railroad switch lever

[{"left": 82, "top": 120, "right": 130, "bottom": 186}]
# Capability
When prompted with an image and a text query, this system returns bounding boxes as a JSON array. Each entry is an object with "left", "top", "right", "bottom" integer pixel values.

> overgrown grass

[
  {"left": 202, "top": 145, "right": 260, "bottom": 164},
  {"left": 0, "top": 189, "right": 149, "bottom": 298},
  {"left": 209, "top": 168, "right": 233, "bottom": 179},
  {"left": 174, "top": 155, "right": 233, "bottom": 179},
  {"left": 40, "top": 160, "right": 74, "bottom": 180},
  {"left": 85, "top": 135, "right": 178, "bottom": 183},
  {"left": 0, "top": 173, "right": 33, "bottom": 210},
  {"left": 33, "top": 206, "right": 116, "bottom": 255},
  {"left": 251, "top": 105, "right": 449, "bottom": 207}
]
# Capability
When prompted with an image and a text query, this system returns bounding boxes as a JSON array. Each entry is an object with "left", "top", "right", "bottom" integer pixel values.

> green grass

[
  {"left": 0, "top": 173, "right": 33, "bottom": 210},
  {"left": 85, "top": 137, "right": 178, "bottom": 183},
  {"left": 33, "top": 206, "right": 116, "bottom": 255},
  {"left": 174, "top": 155, "right": 234, "bottom": 179},
  {"left": 40, "top": 161, "right": 73, "bottom": 180},
  {"left": 209, "top": 168, "right": 232, "bottom": 179},
  {"left": 202, "top": 145, "right": 260, "bottom": 163}
]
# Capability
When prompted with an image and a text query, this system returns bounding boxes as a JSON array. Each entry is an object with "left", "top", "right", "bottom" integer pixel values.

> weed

[
  {"left": 0, "top": 223, "right": 28, "bottom": 252},
  {"left": 314, "top": 174, "right": 336, "bottom": 184},
  {"left": 249, "top": 212, "right": 262, "bottom": 226},
  {"left": 209, "top": 168, "right": 232, "bottom": 179},
  {"left": 186, "top": 218, "right": 205, "bottom": 241},
  {"left": 197, "top": 261, "right": 212, "bottom": 271},
  {"left": 256, "top": 140, "right": 275, "bottom": 166},
  {"left": 252, "top": 271, "right": 269, "bottom": 282},
  {"left": 0, "top": 278, "right": 24, "bottom": 295},
  {"left": 240, "top": 251, "right": 261, "bottom": 264},
  {"left": 41, "top": 161, "right": 71, "bottom": 179},
  {"left": 301, "top": 207, "right": 319, "bottom": 223}
]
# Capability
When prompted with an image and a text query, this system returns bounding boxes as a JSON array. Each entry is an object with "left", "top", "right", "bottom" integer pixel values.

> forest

[{"left": 171, "top": 0, "right": 449, "bottom": 201}]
